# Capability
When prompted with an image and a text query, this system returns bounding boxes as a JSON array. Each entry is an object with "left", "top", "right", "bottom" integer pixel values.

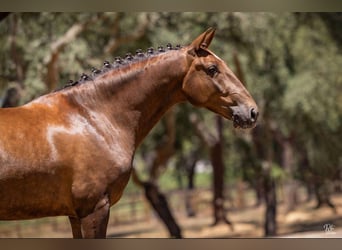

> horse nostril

[{"left": 250, "top": 108, "right": 258, "bottom": 122}]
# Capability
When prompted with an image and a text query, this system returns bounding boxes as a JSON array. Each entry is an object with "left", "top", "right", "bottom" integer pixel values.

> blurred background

[{"left": 0, "top": 12, "right": 341, "bottom": 238}]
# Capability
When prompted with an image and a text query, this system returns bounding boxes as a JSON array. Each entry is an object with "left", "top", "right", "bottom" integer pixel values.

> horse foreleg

[
  {"left": 69, "top": 216, "right": 83, "bottom": 238},
  {"left": 80, "top": 195, "right": 110, "bottom": 238}
]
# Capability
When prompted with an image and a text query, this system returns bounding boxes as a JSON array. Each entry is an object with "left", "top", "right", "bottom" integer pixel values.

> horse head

[{"left": 182, "top": 28, "right": 258, "bottom": 128}]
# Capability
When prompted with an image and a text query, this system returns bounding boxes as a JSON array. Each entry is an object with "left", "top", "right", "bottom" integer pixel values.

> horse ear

[{"left": 189, "top": 27, "right": 216, "bottom": 52}]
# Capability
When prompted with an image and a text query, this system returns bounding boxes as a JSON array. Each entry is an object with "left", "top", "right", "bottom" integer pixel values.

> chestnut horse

[{"left": 0, "top": 28, "right": 258, "bottom": 238}]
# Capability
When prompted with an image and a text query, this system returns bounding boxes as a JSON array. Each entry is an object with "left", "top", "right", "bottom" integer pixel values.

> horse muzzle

[{"left": 232, "top": 106, "right": 259, "bottom": 129}]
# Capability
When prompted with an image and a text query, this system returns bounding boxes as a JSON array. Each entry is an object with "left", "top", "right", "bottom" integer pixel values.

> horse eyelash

[{"left": 207, "top": 65, "right": 219, "bottom": 77}]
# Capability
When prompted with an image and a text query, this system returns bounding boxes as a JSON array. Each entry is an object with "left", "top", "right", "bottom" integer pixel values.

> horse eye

[{"left": 207, "top": 65, "right": 218, "bottom": 77}]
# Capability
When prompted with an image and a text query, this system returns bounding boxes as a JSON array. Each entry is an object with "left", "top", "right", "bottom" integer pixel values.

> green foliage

[
  {"left": 0, "top": 12, "right": 340, "bottom": 190},
  {"left": 270, "top": 163, "right": 286, "bottom": 181}
]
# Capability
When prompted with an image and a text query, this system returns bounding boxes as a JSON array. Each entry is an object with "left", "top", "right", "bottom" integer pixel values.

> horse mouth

[
  {"left": 232, "top": 114, "right": 256, "bottom": 129},
  {"left": 209, "top": 105, "right": 258, "bottom": 129}
]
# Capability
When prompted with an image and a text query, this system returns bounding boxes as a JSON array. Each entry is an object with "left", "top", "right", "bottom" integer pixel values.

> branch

[
  {"left": 148, "top": 109, "right": 176, "bottom": 180},
  {"left": 131, "top": 167, "right": 144, "bottom": 188},
  {"left": 232, "top": 51, "right": 246, "bottom": 84},
  {"left": 9, "top": 13, "right": 25, "bottom": 88},
  {"left": 104, "top": 13, "right": 150, "bottom": 55},
  {"left": 0, "top": 12, "right": 10, "bottom": 22},
  {"left": 44, "top": 14, "right": 102, "bottom": 92},
  {"left": 189, "top": 112, "right": 218, "bottom": 147}
]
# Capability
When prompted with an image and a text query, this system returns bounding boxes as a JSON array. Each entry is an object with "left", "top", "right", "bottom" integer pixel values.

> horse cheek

[{"left": 182, "top": 73, "right": 210, "bottom": 106}]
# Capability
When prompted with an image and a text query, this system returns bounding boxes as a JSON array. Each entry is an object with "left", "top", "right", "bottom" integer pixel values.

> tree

[
  {"left": 133, "top": 109, "right": 182, "bottom": 238},
  {"left": 190, "top": 113, "right": 233, "bottom": 228},
  {"left": 0, "top": 12, "right": 341, "bottom": 238}
]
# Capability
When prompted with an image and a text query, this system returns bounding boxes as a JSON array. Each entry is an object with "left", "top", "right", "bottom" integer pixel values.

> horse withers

[{"left": 0, "top": 28, "right": 258, "bottom": 238}]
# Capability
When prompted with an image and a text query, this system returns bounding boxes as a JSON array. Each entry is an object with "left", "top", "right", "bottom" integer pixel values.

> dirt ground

[
  {"left": 106, "top": 193, "right": 342, "bottom": 238},
  {"left": 0, "top": 191, "right": 341, "bottom": 238}
]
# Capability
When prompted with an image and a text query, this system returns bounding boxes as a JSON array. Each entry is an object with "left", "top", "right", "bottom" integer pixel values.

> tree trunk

[
  {"left": 253, "top": 178, "right": 264, "bottom": 207},
  {"left": 184, "top": 151, "right": 198, "bottom": 217},
  {"left": 236, "top": 178, "right": 246, "bottom": 208},
  {"left": 269, "top": 125, "right": 298, "bottom": 213},
  {"left": 281, "top": 137, "right": 298, "bottom": 212},
  {"left": 147, "top": 110, "right": 176, "bottom": 180},
  {"left": 185, "top": 184, "right": 196, "bottom": 217},
  {"left": 263, "top": 172, "right": 277, "bottom": 236},
  {"left": 190, "top": 113, "right": 232, "bottom": 229},
  {"left": 299, "top": 149, "right": 315, "bottom": 202},
  {"left": 144, "top": 183, "right": 182, "bottom": 238},
  {"left": 252, "top": 121, "right": 278, "bottom": 236},
  {"left": 298, "top": 148, "right": 336, "bottom": 209},
  {"left": 131, "top": 169, "right": 182, "bottom": 238},
  {"left": 211, "top": 116, "right": 232, "bottom": 227},
  {"left": 132, "top": 109, "right": 182, "bottom": 238},
  {"left": 306, "top": 181, "right": 315, "bottom": 202},
  {"left": 263, "top": 135, "right": 278, "bottom": 237},
  {"left": 313, "top": 179, "right": 337, "bottom": 213}
]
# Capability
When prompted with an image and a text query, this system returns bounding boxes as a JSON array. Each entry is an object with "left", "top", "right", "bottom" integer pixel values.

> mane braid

[{"left": 56, "top": 43, "right": 182, "bottom": 92}]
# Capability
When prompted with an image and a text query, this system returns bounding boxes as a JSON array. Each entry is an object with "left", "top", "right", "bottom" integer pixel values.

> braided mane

[{"left": 57, "top": 43, "right": 182, "bottom": 91}]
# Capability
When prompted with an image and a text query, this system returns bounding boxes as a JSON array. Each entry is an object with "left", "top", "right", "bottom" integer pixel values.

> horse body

[{"left": 0, "top": 28, "right": 258, "bottom": 238}]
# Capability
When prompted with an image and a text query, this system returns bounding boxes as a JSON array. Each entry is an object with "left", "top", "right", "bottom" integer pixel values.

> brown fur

[{"left": 0, "top": 28, "right": 258, "bottom": 238}]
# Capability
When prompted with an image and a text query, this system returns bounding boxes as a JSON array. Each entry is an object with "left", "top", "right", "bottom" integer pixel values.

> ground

[
  {"left": 106, "top": 193, "right": 342, "bottom": 238},
  {"left": 0, "top": 190, "right": 341, "bottom": 238}
]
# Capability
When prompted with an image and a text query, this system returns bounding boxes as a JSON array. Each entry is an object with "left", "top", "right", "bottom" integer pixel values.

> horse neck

[{"left": 65, "top": 49, "right": 189, "bottom": 146}]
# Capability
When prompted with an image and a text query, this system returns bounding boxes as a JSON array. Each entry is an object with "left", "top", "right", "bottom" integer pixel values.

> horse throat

[{"left": 128, "top": 52, "right": 188, "bottom": 145}]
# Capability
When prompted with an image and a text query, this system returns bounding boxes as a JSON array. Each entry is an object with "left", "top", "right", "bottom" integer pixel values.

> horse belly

[{"left": 0, "top": 167, "right": 74, "bottom": 220}]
